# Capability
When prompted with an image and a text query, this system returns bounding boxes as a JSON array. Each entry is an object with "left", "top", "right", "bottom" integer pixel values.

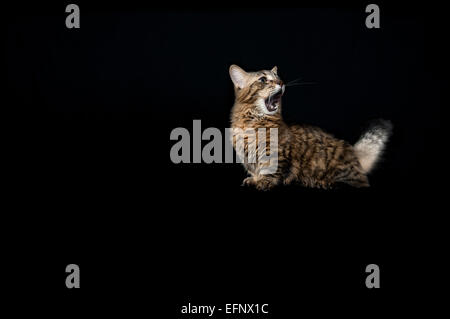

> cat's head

[{"left": 229, "top": 64, "right": 285, "bottom": 115}]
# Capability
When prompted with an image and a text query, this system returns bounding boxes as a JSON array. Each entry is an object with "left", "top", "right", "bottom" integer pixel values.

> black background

[{"left": 6, "top": 0, "right": 445, "bottom": 316}]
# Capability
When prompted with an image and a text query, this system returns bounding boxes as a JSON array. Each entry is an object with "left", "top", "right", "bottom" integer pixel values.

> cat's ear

[
  {"left": 229, "top": 65, "right": 249, "bottom": 89},
  {"left": 271, "top": 66, "right": 278, "bottom": 75}
]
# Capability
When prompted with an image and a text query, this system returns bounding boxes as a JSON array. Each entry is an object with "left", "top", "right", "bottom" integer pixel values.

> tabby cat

[{"left": 229, "top": 64, "right": 392, "bottom": 190}]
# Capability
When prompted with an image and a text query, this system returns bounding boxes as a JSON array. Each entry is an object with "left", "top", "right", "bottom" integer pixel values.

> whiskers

[{"left": 285, "top": 77, "right": 317, "bottom": 87}]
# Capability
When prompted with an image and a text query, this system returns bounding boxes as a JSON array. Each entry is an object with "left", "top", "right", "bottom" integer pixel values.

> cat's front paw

[
  {"left": 254, "top": 178, "right": 278, "bottom": 191},
  {"left": 241, "top": 177, "right": 256, "bottom": 187}
]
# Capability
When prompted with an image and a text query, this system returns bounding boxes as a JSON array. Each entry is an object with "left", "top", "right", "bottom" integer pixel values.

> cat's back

[{"left": 288, "top": 124, "right": 339, "bottom": 145}]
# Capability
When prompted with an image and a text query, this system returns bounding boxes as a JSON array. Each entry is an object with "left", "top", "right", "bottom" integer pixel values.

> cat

[{"left": 229, "top": 64, "right": 392, "bottom": 190}]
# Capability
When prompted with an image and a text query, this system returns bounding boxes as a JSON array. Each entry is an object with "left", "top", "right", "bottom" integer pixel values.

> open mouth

[{"left": 265, "top": 89, "right": 283, "bottom": 112}]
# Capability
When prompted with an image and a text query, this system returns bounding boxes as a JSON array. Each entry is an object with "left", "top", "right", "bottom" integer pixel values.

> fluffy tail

[{"left": 354, "top": 119, "right": 393, "bottom": 174}]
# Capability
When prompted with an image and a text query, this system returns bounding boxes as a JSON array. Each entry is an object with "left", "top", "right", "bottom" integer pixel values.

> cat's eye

[{"left": 259, "top": 76, "right": 267, "bottom": 83}]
